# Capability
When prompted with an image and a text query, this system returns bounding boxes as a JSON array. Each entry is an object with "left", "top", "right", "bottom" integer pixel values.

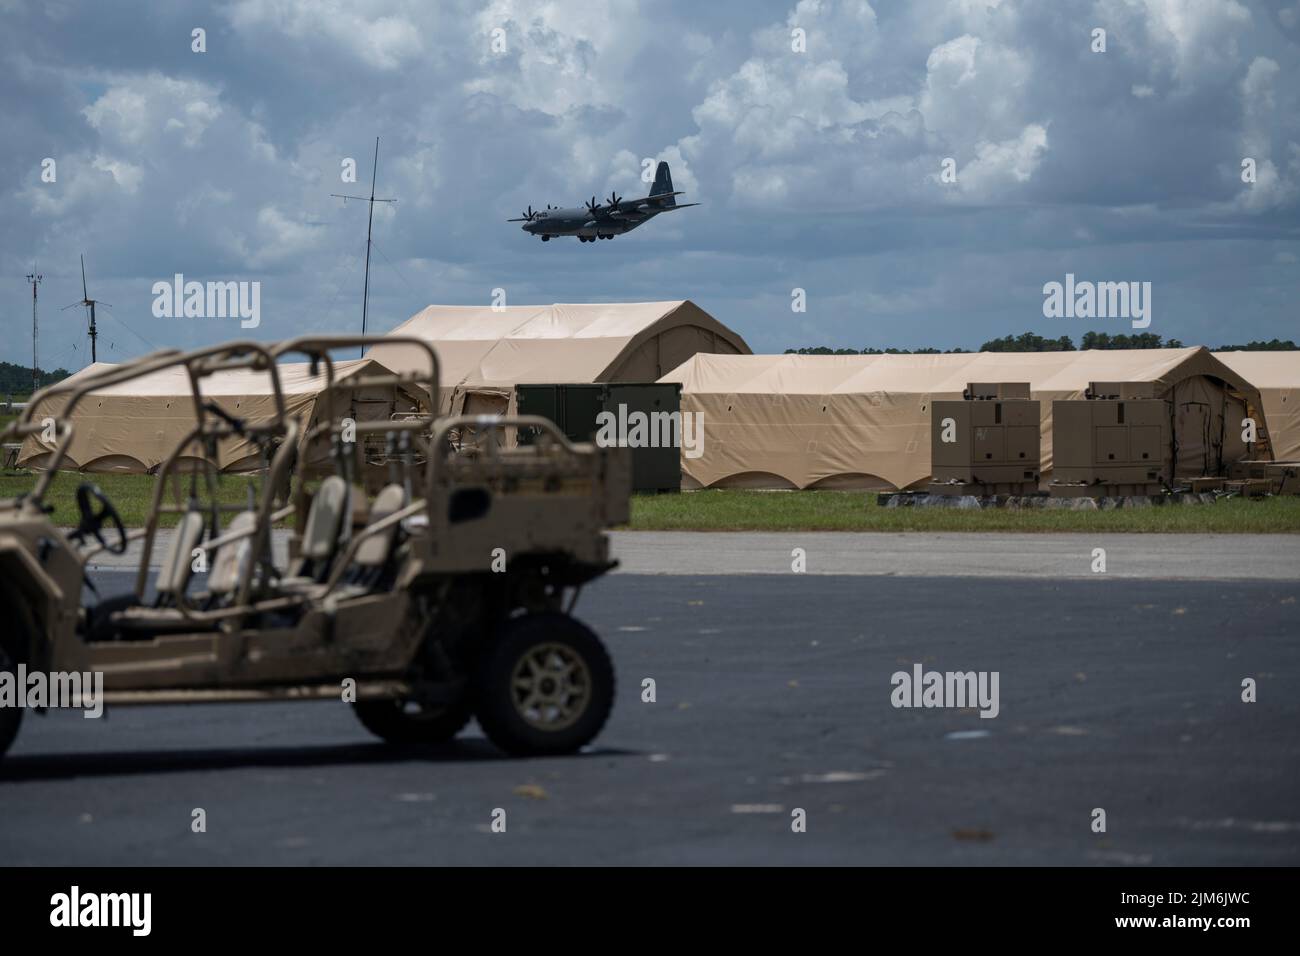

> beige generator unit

[
  {"left": 1051, "top": 382, "right": 1170, "bottom": 494},
  {"left": 930, "top": 382, "right": 1041, "bottom": 494}
]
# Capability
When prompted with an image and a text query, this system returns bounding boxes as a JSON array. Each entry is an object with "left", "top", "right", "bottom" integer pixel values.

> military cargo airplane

[{"left": 509, "top": 161, "right": 698, "bottom": 242}]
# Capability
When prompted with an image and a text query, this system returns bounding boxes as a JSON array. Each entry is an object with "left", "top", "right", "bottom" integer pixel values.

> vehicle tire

[
  {"left": 475, "top": 613, "right": 614, "bottom": 757},
  {"left": 353, "top": 696, "right": 473, "bottom": 745},
  {"left": 0, "top": 642, "right": 22, "bottom": 762}
]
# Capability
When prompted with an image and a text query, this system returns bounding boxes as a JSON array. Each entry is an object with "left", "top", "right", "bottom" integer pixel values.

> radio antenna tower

[
  {"left": 331, "top": 137, "right": 397, "bottom": 357},
  {"left": 25, "top": 266, "right": 42, "bottom": 392},
  {"left": 62, "top": 254, "right": 111, "bottom": 364}
]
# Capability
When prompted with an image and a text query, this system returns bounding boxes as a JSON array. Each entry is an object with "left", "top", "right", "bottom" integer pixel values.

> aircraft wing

[
  {"left": 653, "top": 202, "right": 699, "bottom": 211},
  {"left": 622, "top": 191, "right": 685, "bottom": 206},
  {"left": 606, "top": 193, "right": 690, "bottom": 217}
]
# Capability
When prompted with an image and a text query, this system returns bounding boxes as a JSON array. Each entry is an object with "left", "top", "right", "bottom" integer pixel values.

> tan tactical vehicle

[{"left": 0, "top": 336, "right": 631, "bottom": 760}]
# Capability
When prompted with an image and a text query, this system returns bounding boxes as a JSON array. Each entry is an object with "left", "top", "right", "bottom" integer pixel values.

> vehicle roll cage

[
  {"left": 268, "top": 337, "right": 586, "bottom": 507},
  {"left": 5, "top": 342, "right": 289, "bottom": 507},
  {"left": 0, "top": 334, "right": 595, "bottom": 623}
]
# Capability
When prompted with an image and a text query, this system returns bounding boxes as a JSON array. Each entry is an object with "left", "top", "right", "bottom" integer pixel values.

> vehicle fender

[{"left": 0, "top": 542, "right": 62, "bottom": 670}]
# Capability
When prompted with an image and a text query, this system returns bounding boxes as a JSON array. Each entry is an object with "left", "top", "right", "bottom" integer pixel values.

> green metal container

[{"left": 516, "top": 382, "right": 683, "bottom": 493}]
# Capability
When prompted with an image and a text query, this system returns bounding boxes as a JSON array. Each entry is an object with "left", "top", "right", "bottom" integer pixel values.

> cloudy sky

[{"left": 2, "top": 0, "right": 1298, "bottom": 373}]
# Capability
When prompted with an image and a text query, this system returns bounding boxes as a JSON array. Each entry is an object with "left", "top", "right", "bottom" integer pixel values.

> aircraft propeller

[
  {"left": 605, "top": 192, "right": 622, "bottom": 209},
  {"left": 508, "top": 205, "right": 539, "bottom": 222}
]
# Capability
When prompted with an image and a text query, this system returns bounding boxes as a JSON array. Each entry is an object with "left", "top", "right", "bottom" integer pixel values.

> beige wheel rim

[{"left": 510, "top": 642, "right": 591, "bottom": 732}]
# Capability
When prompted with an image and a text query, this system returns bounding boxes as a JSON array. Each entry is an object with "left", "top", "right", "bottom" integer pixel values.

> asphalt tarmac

[
  {"left": 86, "top": 529, "right": 1300, "bottom": 580},
  {"left": 3, "top": 558, "right": 1297, "bottom": 865}
]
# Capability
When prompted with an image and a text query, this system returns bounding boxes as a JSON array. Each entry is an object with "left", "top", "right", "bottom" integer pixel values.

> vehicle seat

[
  {"left": 154, "top": 510, "right": 206, "bottom": 607},
  {"left": 206, "top": 511, "right": 256, "bottom": 599},
  {"left": 296, "top": 484, "right": 410, "bottom": 604},
  {"left": 89, "top": 510, "right": 211, "bottom": 640},
  {"left": 340, "top": 483, "right": 409, "bottom": 590},
  {"left": 276, "top": 476, "right": 350, "bottom": 590}
]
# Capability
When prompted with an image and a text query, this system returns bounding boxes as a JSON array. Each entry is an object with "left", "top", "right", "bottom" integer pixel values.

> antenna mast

[
  {"left": 331, "top": 137, "right": 396, "bottom": 357},
  {"left": 25, "top": 267, "right": 42, "bottom": 393},
  {"left": 63, "top": 254, "right": 111, "bottom": 365},
  {"left": 84, "top": 256, "right": 97, "bottom": 362}
]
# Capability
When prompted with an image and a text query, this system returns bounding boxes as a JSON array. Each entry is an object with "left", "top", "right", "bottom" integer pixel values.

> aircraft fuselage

[
  {"left": 510, "top": 161, "right": 695, "bottom": 242},
  {"left": 521, "top": 205, "right": 656, "bottom": 241}
]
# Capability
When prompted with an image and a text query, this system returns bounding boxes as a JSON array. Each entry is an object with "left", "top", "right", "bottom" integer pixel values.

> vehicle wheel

[
  {"left": 353, "top": 696, "right": 473, "bottom": 745},
  {"left": 0, "top": 643, "right": 22, "bottom": 761},
  {"left": 475, "top": 613, "right": 614, "bottom": 757}
]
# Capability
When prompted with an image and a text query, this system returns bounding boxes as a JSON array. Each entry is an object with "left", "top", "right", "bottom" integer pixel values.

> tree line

[
  {"left": 786, "top": 332, "right": 1297, "bottom": 355},
  {"left": 0, "top": 361, "right": 71, "bottom": 398}
]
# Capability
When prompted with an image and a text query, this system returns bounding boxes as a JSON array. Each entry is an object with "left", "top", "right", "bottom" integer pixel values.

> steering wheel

[{"left": 72, "top": 482, "right": 128, "bottom": 555}]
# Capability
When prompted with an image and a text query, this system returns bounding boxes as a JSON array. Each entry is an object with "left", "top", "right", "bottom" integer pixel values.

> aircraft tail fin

[{"left": 649, "top": 161, "right": 676, "bottom": 206}]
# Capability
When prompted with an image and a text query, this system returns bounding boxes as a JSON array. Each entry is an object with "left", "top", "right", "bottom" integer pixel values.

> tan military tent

[
  {"left": 20, "top": 358, "right": 424, "bottom": 474},
  {"left": 1214, "top": 351, "right": 1300, "bottom": 462},
  {"left": 366, "top": 300, "right": 750, "bottom": 418},
  {"left": 660, "top": 347, "right": 1267, "bottom": 491}
]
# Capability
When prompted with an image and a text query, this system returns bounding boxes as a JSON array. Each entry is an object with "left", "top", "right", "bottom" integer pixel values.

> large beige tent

[
  {"left": 1214, "top": 351, "right": 1300, "bottom": 462},
  {"left": 367, "top": 300, "right": 750, "bottom": 417},
  {"left": 20, "top": 359, "right": 424, "bottom": 474},
  {"left": 660, "top": 348, "right": 1268, "bottom": 491}
]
